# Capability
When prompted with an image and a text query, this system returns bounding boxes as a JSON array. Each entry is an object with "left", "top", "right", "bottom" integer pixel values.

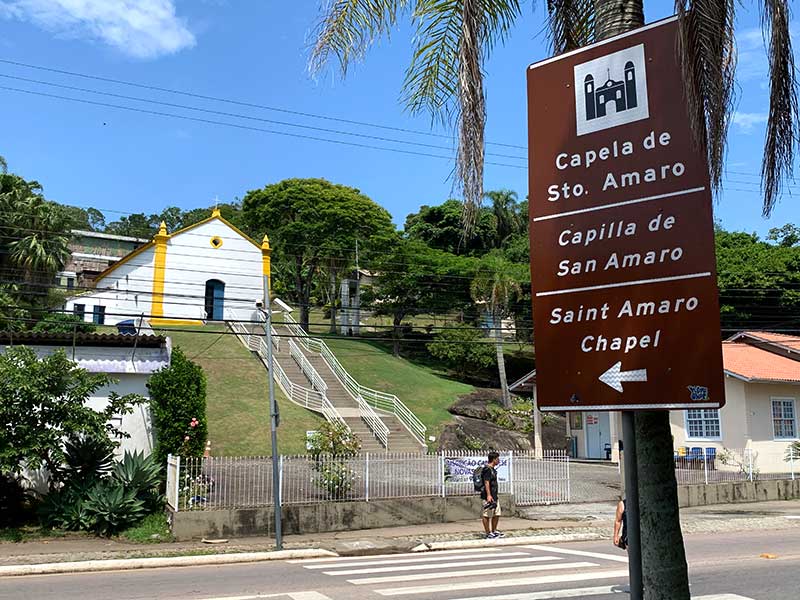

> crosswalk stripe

[
  {"left": 348, "top": 561, "right": 599, "bottom": 585},
  {"left": 323, "top": 556, "right": 562, "bottom": 576},
  {"left": 302, "top": 551, "right": 529, "bottom": 569},
  {"left": 374, "top": 568, "right": 630, "bottom": 596},
  {"left": 443, "top": 585, "right": 628, "bottom": 600},
  {"left": 287, "top": 547, "right": 500, "bottom": 564},
  {"left": 523, "top": 545, "right": 629, "bottom": 563},
  {"left": 694, "top": 596, "right": 756, "bottom": 600}
]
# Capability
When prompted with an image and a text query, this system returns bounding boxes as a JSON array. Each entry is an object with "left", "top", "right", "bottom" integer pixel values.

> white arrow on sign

[{"left": 599, "top": 361, "right": 648, "bottom": 392}]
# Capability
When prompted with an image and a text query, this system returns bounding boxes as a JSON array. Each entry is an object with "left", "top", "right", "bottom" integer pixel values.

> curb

[
  {"left": 410, "top": 531, "right": 605, "bottom": 552},
  {"left": 0, "top": 548, "right": 337, "bottom": 578}
]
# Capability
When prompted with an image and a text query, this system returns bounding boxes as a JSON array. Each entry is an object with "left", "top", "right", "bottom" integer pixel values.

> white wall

[
  {"left": 65, "top": 245, "right": 156, "bottom": 325},
  {"left": 63, "top": 219, "right": 264, "bottom": 324},
  {"left": 161, "top": 219, "right": 262, "bottom": 320},
  {"left": 669, "top": 376, "right": 799, "bottom": 473},
  {"left": 86, "top": 374, "right": 155, "bottom": 457}
]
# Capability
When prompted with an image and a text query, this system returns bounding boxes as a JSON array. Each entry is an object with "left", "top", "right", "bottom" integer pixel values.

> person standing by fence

[{"left": 481, "top": 451, "right": 504, "bottom": 539}]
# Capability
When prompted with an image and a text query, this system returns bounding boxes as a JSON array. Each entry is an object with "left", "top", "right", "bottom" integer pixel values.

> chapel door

[{"left": 205, "top": 279, "right": 225, "bottom": 321}]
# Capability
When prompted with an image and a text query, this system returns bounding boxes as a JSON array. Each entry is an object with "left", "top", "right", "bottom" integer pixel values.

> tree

[
  {"left": 470, "top": 253, "right": 523, "bottom": 408},
  {"left": 427, "top": 323, "right": 496, "bottom": 377},
  {"left": 147, "top": 347, "right": 208, "bottom": 465},
  {"left": 767, "top": 223, "right": 800, "bottom": 247},
  {"left": 0, "top": 166, "right": 71, "bottom": 309},
  {"left": 0, "top": 347, "right": 143, "bottom": 483},
  {"left": 715, "top": 226, "right": 800, "bottom": 332},
  {"left": 105, "top": 213, "right": 157, "bottom": 239},
  {"left": 485, "top": 189, "right": 522, "bottom": 247},
  {"left": 365, "top": 239, "right": 475, "bottom": 356},
  {"left": 404, "top": 199, "right": 497, "bottom": 255},
  {"left": 242, "top": 178, "right": 396, "bottom": 332}
]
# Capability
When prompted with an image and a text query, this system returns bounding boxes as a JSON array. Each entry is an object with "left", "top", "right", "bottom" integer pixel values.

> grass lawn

[
  {"left": 319, "top": 336, "right": 473, "bottom": 441},
  {"left": 154, "top": 325, "right": 324, "bottom": 456}
]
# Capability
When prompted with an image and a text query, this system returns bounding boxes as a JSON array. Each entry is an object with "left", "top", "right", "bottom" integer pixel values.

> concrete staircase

[{"left": 272, "top": 325, "right": 424, "bottom": 453}]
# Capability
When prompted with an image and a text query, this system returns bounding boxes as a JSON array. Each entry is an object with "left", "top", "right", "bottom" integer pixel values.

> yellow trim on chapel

[
  {"left": 94, "top": 209, "right": 264, "bottom": 283},
  {"left": 150, "top": 222, "right": 169, "bottom": 318},
  {"left": 150, "top": 318, "right": 204, "bottom": 326}
]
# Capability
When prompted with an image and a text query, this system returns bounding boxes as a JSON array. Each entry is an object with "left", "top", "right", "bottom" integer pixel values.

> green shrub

[
  {"left": 307, "top": 422, "right": 361, "bottom": 499},
  {"left": 427, "top": 324, "right": 495, "bottom": 377},
  {"left": 32, "top": 313, "right": 96, "bottom": 334},
  {"left": 58, "top": 436, "right": 114, "bottom": 488},
  {"left": 147, "top": 347, "right": 207, "bottom": 465},
  {"left": 85, "top": 481, "right": 146, "bottom": 537}
]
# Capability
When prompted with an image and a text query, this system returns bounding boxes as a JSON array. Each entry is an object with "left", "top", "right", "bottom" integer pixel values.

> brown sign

[{"left": 527, "top": 16, "right": 725, "bottom": 411}]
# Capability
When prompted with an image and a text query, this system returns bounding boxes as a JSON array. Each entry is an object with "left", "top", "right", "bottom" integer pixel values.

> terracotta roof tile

[
  {"left": 723, "top": 342, "right": 800, "bottom": 383},
  {"left": 734, "top": 331, "right": 800, "bottom": 351}
]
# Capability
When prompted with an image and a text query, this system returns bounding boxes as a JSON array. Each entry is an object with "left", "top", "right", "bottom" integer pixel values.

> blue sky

[{"left": 0, "top": 0, "right": 796, "bottom": 235}]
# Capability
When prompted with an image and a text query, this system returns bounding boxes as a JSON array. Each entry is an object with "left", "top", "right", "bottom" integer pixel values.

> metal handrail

[
  {"left": 283, "top": 313, "right": 427, "bottom": 446},
  {"left": 356, "top": 396, "right": 389, "bottom": 449},
  {"left": 289, "top": 339, "right": 328, "bottom": 393}
]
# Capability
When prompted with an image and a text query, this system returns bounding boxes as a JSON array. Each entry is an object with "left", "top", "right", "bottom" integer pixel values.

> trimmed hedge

[{"left": 147, "top": 347, "right": 207, "bottom": 465}]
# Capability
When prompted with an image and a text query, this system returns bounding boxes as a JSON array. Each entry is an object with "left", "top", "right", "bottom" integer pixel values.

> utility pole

[{"left": 261, "top": 235, "right": 282, "bottom": 550}]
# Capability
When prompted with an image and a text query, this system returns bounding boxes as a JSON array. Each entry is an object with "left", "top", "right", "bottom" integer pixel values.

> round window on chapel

[{"left": 210, "top": 236, "right": 223, "bottom": 249}]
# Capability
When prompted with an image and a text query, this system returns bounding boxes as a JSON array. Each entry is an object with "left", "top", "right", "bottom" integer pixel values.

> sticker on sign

[{"left": 526, "top": 16, "right": 725, "bottom": 411}]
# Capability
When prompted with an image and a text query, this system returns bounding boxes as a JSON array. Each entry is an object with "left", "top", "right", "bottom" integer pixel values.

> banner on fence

[{"left": 444, "top": 455, "right": 510, "bottom": 483}]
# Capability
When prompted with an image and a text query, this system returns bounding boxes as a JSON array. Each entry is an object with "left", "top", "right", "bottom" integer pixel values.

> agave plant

[
  {"left": 112, "top": 451, "right": 164, "bottom": 512},
  {"left": 58, "top": 436, "right": 115, "bottom": 488},
  {"left": 85, "top": 481, "right": 146, "bottom": 537}
]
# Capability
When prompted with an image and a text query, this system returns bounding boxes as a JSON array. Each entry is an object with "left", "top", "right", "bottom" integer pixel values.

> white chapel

[{"left": 65, "top": 209, "right": 270, "bottom": 326}]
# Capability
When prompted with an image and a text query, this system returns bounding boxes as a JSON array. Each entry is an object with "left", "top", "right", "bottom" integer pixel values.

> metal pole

[
  {"left": 748, "top": 449, "right": 754, "bottom": 482},
  {"left": 365, "top": 452, "right": 370, "bottom": 502},
  {"left": 791, "top": 446, "right": 795, "bottom": 481},
  {"left": 622, "top": 411, "right": 643, "bottom": 600},
  {"left": 263, "top": 273, "right": 282, "bottom": 550},
  {"left": 703, "top": 450, "right": 709, "bottom": 485}
]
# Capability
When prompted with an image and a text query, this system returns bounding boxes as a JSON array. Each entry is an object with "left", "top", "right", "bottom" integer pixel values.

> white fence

[
  {"left": 167, "top": 450, "right": 570, "bottom": 511},
  {"left": 674, "top": 446, "right": 797, "bottom": 485},
  {"left": 166, "top": 455, "right": 180, "bottom": 510}
]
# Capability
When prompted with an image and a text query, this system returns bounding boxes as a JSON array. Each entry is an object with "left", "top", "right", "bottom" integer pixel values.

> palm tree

[
  {"left": 309, "top": 0, "right": 796, "bottom": 221},
  {"left": 470, "top": 253, "right": 522, "bottom": 408},
  {"left": 484, "top": 189, "right": 521, "bottom": 246},
  {"left": 309, "top": 3, "right": 797, "bottom": 598},
  {"left": 0, "top": 164, "right": 70, "bottom": 309}
]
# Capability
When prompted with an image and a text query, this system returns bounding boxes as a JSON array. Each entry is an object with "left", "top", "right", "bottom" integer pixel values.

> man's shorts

[{"left": 481, "top": 500, "right": 501, "bottom": 519}]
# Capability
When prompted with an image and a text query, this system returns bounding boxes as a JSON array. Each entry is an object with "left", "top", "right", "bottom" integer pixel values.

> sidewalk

[{"left": 1, "top": 500, "right": 798, "bottom": 568}]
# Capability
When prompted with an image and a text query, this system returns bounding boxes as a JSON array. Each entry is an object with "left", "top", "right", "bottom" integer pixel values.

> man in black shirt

[{"left": 481, "top": 451, "right": 504, "bottom": 539}]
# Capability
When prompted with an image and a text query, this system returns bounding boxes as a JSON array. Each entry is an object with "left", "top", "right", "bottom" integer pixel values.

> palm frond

[
  {"left": 759, "top": 0, "right": 798, "bottom": 217},
  {"left": 675, "top": 1, "right": 736, "bottom": 192},
  {"left": 308, "top": 0, "right": 412, "bottom": 76},
  {"left": 402, "top": 1, "right": 521, "bottom": 235},
  {"left": 0, "top": 155, "right": 7, "bottom": 174},
  {"left": 546, "top": 0, "right": 595, "bottom": 54}
]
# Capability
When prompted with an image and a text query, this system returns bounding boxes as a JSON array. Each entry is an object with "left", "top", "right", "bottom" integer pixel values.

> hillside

[
  {"left": 319, "top": 336, "right": 473, "bottom": 442},
  {"left": 154, "top": 325, "right": 324, "bottom": 456}
]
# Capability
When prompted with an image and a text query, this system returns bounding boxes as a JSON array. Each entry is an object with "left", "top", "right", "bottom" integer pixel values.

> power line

[
  {"left": 0, "top": 84, "right": 527, "bottom": 170},
  {"left": 0, "top": 58, "right": 527, "bottom": 150},
  {"left": 0, "top": 73, "right": 527, "bottom": 161}
]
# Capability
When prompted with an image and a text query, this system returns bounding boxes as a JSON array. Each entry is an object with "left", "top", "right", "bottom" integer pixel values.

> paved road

[{"left": 2, "top": 529, "right": 798, "bottom": 600}]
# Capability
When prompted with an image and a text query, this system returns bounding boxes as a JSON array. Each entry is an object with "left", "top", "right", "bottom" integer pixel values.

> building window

[
  {"left": 210, "top": 236, "right": 223, "bottom": 249},
  {"left": 92, "top": 305, "right": 106, "bottom": 325},
  {"left": 685, "top": 409, "right": 721, "bottom": 439},
  {"left": 66, "top": 277, "right": 75, "bottom": 290},
  {"left": 73, "top": 304, "right": 85, "bottom": 320},
  {"left": 771, "top": 398, "right": 797, "bottom": 439},
  {"left": 616, "top": 90, "right": 622, "bottom": 99}
]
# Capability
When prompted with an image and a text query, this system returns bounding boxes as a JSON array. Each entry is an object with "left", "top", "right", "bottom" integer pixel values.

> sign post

[{"left": 527, "top": 16, "right": 725, "bottom": 598}]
